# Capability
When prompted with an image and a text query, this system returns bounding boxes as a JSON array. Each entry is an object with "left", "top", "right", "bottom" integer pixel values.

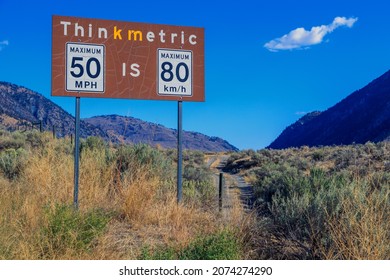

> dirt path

[
  {"left": 206, "top": 154, "right": 255, "bottom": 215},
  {"left": 230, "top": 174, "right": 255, "bottom": 212}
]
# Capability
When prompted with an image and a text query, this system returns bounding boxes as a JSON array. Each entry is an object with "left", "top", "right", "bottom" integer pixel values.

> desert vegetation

[
  {"left": 0, "top": 130, "right": 243, "bottom": 260},
  {"left": 224, "top": 144, "right": 389, "bottom": 259},
  {"left": 0, "top": 129, "right": 388, "bottom": 260}
]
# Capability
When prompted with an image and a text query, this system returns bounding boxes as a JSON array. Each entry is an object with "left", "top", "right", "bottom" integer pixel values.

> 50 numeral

[{"left": 70, "top": 57, "right": 101, "bottom": 79}]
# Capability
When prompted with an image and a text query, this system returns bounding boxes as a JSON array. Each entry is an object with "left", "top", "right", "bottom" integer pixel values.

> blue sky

[{"left": 0, "top": 0, "right": 389, "bottom": 149}]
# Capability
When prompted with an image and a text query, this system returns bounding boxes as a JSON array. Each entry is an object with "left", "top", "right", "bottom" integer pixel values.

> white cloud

[
  {"left": 0, "top": 40, "right": 9, "bottom": 51},
  {"left": 264, "top": 17, "right": 358, "bottom": 52}
]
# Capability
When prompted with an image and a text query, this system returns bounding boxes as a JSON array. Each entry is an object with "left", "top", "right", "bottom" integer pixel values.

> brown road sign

[{"left": 52, "top": 15, "right": 205, "bottom": 101}]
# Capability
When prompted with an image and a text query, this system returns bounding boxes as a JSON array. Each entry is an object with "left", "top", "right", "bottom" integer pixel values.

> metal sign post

[
  {"left": 177, "top": 101, "right": 183, "bottom": 203},
  {"left": 73, "top": 97, "right": 80, "bottom": 209},
  {"left": 219, "top": 173, "right": 223, "bottom": 212}
]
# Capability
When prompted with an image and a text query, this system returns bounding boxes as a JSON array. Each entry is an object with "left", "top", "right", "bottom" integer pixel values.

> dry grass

[
  {"left": 5, "top": 135, "right": 387, "bottom": 260},
  {"left": 0, "top": 136, "right": 242, "bottom": 259},
  {"left": 324, "top": 182, "right": 389, "bottom": 260},
  {"left": 117, "top": 169, "right": 220, "bottom": 250}
]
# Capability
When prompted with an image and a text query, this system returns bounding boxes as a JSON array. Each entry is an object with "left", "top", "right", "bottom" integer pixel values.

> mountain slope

[
  {"left": 268, "top": 70, "right": 390, "bottom": 149},
  {"left": 0, "top": 82, "right": 238, "bottom": 152},
  {"left": 84, "top": 115, "right": 238, "bottom": 152},
  {"left": 0, "top": 82, "right": 106, "bottom": 138}
]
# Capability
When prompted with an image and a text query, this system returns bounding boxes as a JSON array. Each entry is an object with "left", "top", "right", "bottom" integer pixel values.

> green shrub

[
  {"left": 115, "top": 144, "right": 173, "bottom": 181},
  {"left": 179, "top": 230, "right": 241, "bottom": 260},
  {"left": 25, "top": 130, "right": 50, "bottom": 149},
  {"left": 140, "top": 230, "right": 241, "bottom": 260},
  {"left": 81, "top": 136, "right": 107, "bottom": 152},
  {"left": 80, "top": 136, "right": 114, "bottom": 164},
  {"left": 312, "top": 150, "right": 325, "bottom": 161},
  {"left": 0, "top": 148, "right": 27, "bottom": 179},
  {"left": 53, "top": 138, "right": 74, "bottom": 156},
  {"left": 252, "top": 163, "right": 300, "bottom": 205},
  {"left": 183, "top": 150, "right": 204, "bottom": 166},
  {"left": 41, "top": 204, "right": 110, "bottom": 258},
  {"left": 182, "top": 161, "right": 215, "bottom": 203},
  {"left": 140, "top": 245, "right": 177, "bottom": 260},
  {"left": 0, "top": 131, "right": 26, "bottom": 151}
]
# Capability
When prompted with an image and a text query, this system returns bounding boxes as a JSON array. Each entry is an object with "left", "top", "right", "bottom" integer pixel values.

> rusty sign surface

[{"left": 52, "top": 15, "right": 205, "bottom": 101}]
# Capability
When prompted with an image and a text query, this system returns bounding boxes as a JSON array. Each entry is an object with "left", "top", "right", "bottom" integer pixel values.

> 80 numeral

[{"left": 161, "top": 62, "right": 189, "bottom": 83}]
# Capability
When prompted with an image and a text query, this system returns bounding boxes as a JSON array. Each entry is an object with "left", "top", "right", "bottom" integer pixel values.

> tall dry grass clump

[
  {"left": 324, "top": 177, "right": 389, "bottom": 259},
  {"left": 117, "top": 166, "right": 218, "bottom": 248}
]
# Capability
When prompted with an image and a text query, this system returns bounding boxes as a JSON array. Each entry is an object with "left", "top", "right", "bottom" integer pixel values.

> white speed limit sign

[
  {"left": 66, "top": 42, "right": 105, "bottom": 93},
  {"left": 157, "top": 49, "right": 192, "bottom": 97}
]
